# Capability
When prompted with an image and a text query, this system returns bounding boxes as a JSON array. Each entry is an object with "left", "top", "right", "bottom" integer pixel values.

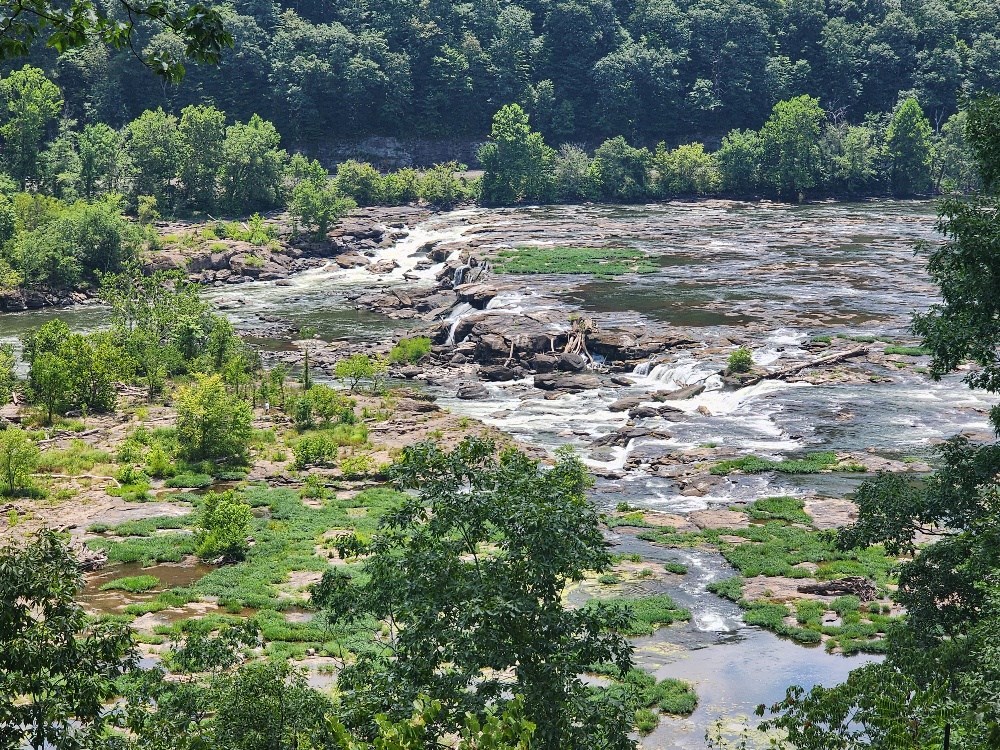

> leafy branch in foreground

[{"left": 0, "top": 0, "right": 233, "bottom": 81}]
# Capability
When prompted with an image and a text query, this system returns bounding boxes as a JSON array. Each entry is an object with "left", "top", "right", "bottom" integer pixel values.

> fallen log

[
  {"left": 797, "top": 576, "right": 878, "bottom": 601},
  {"left": 742, "top": 346, "right": 869, "bottom": 386}
]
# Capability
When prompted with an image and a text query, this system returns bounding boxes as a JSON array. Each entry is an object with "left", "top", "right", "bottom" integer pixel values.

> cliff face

[{"left": 309, "top": 137, "right": 484, "bottom": 171}]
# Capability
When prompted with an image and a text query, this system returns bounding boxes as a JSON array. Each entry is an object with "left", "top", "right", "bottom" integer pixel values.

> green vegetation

[
  {"left": 99, "top": 575, "right": 160, "bottom": 593},
  {"left": 726, "top": 346, "right": 754, "bottom": 374},
  {"left": 883, "top": 345, "right": 931, "bottom": 356},
  {"left": 494, "top": 246, "right": 657, "bottom": 276},
  {"left": 164, "top": 473, "right": 214, "bottom": 489},
  {"left": 589, "top": 593, "right": 692, "bottom": 636},
  {"left": 175, "top": 374, "right": 253, "bottom": 463},
  {"left": 0, "top": 427, "right": 40, "bottom": 496},
  {"left": 334, "top": 354, "right": 388, "bottom": 393},
  {"left": 746, "top": 496, "right": 812, "bottom": 524},
  {"left": 710, "top": 451, "right": 866, "bottom": 475},
  {"left": 194, "top": 492, "right": 254, "bottom": 562},
  {"left": 388, "top": 336, "right": 432, "bottom": 365},
  {"left": 663, "top": 561, "right": 689, "bottom": 575}
]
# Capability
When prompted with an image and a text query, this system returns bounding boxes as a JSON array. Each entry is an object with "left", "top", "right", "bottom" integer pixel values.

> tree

[
  {"left": 219, "top": 114, "right": 287, "bottom": 214},
  {"left": 290, "top": 164, "right": 356, "bottom": 236},
  {"left": 178, "top": 104, "right": 226, "bottom": 210},
  {"left": 716, "top": 129, "right": 762, "bottom": 194},
  {"left": 317, "top": 438, "right": 635, "bottom": 749},
  {"left": 478, "top": 104, "right": 555, "bottom": 206},
  {"left": 587, "top": 136, "right": 651, "bottom": 202},
  {"left": 0, "top": 343, "right": 17, "bottom": 405},
  {"left": 0, "top": 427, "right": 38, "bottom": 495},
  {"left": 335, "top": 354, "right": 388, "bottom": 393},
  {"left": 0, "top": 530, "right": 137, "bottom": 749},
  {"left": 77, "top": 122, "right": 122, "bottom": 199},
  {"left": 175, "top": 373, "right": 253, "bottom": 462},
  {"left": 125, "top": 108, "right": 180, "bottom": 208},
  {"left": 195, "top": 491, "right": 254, "bottom": 561},
  {"left": 654, "top": 142, "right": 720, "bottom": 195},
  {"left": 759, "top": 95, "right": 826, "bottom": 200},
  {"left": 29, "top": 351, "right": 70, "bottom": 424},
  {"left": 0, "top": 65, "right": 62, "bottom": 187},
  {"left": 0, "top": 0, "right": 232, "bottom": 82},
  {"left": 886, "top": 97, "right": 933, "bottom": 196}
]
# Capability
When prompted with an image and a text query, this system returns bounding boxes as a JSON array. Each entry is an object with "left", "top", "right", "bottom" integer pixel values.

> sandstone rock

[
  {"left": 455, "top": 283, "right": 497, "bottom": 308},
  {"left": 689, "top": 509, "right": 750, "bottom": 529},
  {"left": 399, "top": 366, "right": 422, "bottom": 379},
  {"left": 530, "top": 354, "right": 558, "bottom": 373},
  {"left": 628, "top": 406, "right": 660, "bottom": 419},
  {"left": 335, "top": 253, "right": 369, "bottom": 268},
  {"left": 368, "top": 259, "right": 399, "bottom": 274}
]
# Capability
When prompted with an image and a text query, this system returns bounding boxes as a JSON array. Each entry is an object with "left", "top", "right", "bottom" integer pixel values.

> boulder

[
  {"left": 479, "top": 365, "right": 518, "bottom": 381},
  {"left": 456, "top": 383, "right": 490, "bottom": 400},
  {"left": 455, "top": 283, "right": 498, "bottom": 309},
  {"left": 628, "top": 406, "right": 660, "bottom": 419},
  {"left": 530, "top": 353, "right": 558, "bottom": 373},
  {"left": 557, "top": 352, "right": 588, "bottom": 371},
  {"left": 657, "top": 383, "right": 706, "bottom": 401},
  {"left": 608, "top": 397, "right": 642, "bottom": 412},
  {"left": 368, "top": 259, "right": 399, "bottom": 274},
  {"left": 335, "top": 253, "right": 369, "bottom": 268},
  {"left": 533, "top": 373, "right": 600, "bottom": 392}
]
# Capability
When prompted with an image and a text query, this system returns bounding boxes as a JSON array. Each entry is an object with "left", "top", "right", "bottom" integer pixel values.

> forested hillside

[{"left": 9, "top": 0, "right": 1000, "bottom": 146}]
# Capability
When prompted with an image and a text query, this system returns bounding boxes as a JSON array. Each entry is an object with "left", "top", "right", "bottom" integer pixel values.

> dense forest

[{"left": 7, "top": 0, "right": 999, "bottom": 148}]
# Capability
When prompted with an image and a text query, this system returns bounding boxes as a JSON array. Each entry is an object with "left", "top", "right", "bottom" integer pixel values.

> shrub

[
  {"left": 165, "top": 473, "right": 214, "bottom": 489},
  {"left": 388, "top": 336, "right": 432, "bottom": 364},
  {"left": 635, "top": 708, "right": 658, "bottom": 734},
  {"left": 656, "top": 678, "right": 698, "bottom": 714},
  {"left": 707, "top": 576, "right": 744, "bottom": 602},
  {"left": 0, "top": 428, "right": 40, "bottom": 495},
  {"left": 339, "top": 453, "right": 375, "bottom": 477},
  {"left": 99, "top": 575, "right": 159, "bottom": 593},
  {"left": 663, "top": 561, "right": 689, "bottom": 575},
  {"left": 175, "top": 374, "right": 253, "bottom": 462},
  {"left": 195, "top": 491, "right": 254, "bottom": 562},
  {"left": 727, "top": 346, "right": 754, "bottom": 373},
  {"left": 747, "top": 496, "right": 812, "bottom": 524}
]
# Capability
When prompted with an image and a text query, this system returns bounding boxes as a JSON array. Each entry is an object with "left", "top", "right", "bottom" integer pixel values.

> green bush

[
  {"left": 99, "top": 575, "right": 159, "bottom": 593},
  {"left": 195, "top": 491, "right": 254, "bottom": 562},
  {"left": 165, "top": 472, "right": 214, "bottom": 489},
  {"left": 590, "top": 593, "right": 691, "bottom": 636},
  {"left": 663, "top": 561, "right": 689, "bottom": 575},
  {"left": 707, "top": 576, "right": 744, "bottom": 602},
  {"left": 340, "top": 453, "right": 375, "bottom": 478},
  {"left": 726, "top": 346, "right": 754, "bottom": 373},
  {"left": 388, "top": 336, "right": 432, "bottom": 364},
  {"left": 656, "top": 678, "right": 698, "bottom": 714}
]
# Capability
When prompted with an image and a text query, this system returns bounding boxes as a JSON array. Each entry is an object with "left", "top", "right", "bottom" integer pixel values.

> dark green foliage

[
  {"left": 707, "top": 576, "right": 744, "bottom": 602},
  {"left": 165, "top": 473, "right": 214, "bottom": 489},
  {"left": 478, "top": 104, "right": 555, "bottom": 205},
  {"left": 195, "top": 491, "right": 254, "bottom": 562},
  {"left": 493, "top": 246, "right": 656, "bottom": 276},
  {"left": 1, "top": 531, "right": 138, "bottom": 749},
  {"left": 663, "top": 561, "right": 688, "bottom": 575},
  {"left": 319, "top": 438, "right": 637, "bottom": 750}
]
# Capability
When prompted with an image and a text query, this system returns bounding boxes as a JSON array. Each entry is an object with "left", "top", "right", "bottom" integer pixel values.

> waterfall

[
  {"left": 452, "top": 264, "right": 471, "bottom": 287},
  {"left": 445, "top": 302, "right": 475, "bottom": 346}
]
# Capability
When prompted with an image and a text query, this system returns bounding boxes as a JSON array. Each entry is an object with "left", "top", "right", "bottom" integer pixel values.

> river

[{"left": 3, "top": 199, "right": 992, "bottom": 748}]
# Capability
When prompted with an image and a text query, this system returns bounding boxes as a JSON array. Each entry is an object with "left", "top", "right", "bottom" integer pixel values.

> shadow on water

[{"left": 80, "top": 559, "right": 214, "bottom": 615}]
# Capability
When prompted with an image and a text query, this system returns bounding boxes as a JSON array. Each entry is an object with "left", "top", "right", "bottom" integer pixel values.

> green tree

[
  {"left": 219, "top": 114, "right": 288, "bottom": 214},
  {"left": 0, "top": 530, "right": 137, "bottom": 749},
  {"left": 588, "top": 136, "right": 652, "bottom": 202},
  {"left": 333, "top": 161, "right": 384, "bottom": 206},
  {"left": 0, "top": 427, "right": 39, "bottom": 495},
  {"left": 886, "top": 97, "right": 934, "bottom": 196},
  {"left": 0, "top": 65, "right": 63, "bottom": 187},
  {"left": 175, "top": 373, "right": 253, "bottom": 462},
  {"left": 759, "top": 95, "right": 826, "bottom": 200},
  {"left": 290, "top": 169, "right": 356, "bottom": 236},
  {"left": 478, "top": 104, "right": 555, "bottom": 206},
  {"left": 178, "top": 104, "right": 226, "bottom": 210},
  {"left": 77, "top": 122, "right": 123, "bottom": 199},
  {"left": 317, "top": 438, "right": 635, "bottom": 749},
  {"left": 716, "top": 129, "right": 762, "bottom": 194},
  {"left": 654, "top": 142, "right": 720, "bottom": 195},
  {"left": 29, "top": 351, "right": 70, "bottom": 424},
  {"left": 335, "top": 354, "right": 388, "bottom": 393},
  {"left": 125, "top": 109, "right": 181, "bottom": 208},
  {"left": 0, "top": 342, "right": 17, "bottom": 405},
  {"left": 195, "top": 491, "right": 254, "bottom": 561}
]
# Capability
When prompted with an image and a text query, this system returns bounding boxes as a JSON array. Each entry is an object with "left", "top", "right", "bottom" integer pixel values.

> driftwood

[
  {"left": 564, "top": 317, "right": 596, "bottom": 363},
  {"left": 742, "top": 346, "right": 869, "bottom": 386},
  {"left": 71, "top": 544, "right": 108, "bottom": 572},
  {"left": 797, "top": 576, "right": 878, "bottom": 601}
]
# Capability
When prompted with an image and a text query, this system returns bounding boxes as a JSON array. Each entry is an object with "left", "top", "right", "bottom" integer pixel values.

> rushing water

[{"left": 2, "top": 200, "right": 988, "bottom": 748}]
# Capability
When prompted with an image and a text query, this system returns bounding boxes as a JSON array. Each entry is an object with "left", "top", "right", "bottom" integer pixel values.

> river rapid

[{"left": 4, "top": 199, "right": 993, "bottom": 748}]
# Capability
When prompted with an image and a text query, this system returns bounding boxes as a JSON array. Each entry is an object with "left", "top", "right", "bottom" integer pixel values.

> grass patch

[
  {"left": 88, "top": 533, "right": 197, "bottom": 566},
  {"left": 707, "top": 576, "right": 744, "bottom": 602},
  {"left": 593, "top": 665, "right": 698, "bottom": 734},
  {"left": 37, "top": 440, "right": 113, "bottom": 474},
  {"left": 884, "top": 345, "right": 930, "bottom": 356},
  {"left": 100, "top": 575, "right": 160, "bottom": 593},
  {"left": 746, "top": 496, "right": 812, "bottom": 524},
  {"left": 710, "top": 451, "right": 866, "bottom": 476},
  {"left": 88, "top": 515, "right": 192, "bottom": 536},
  {"left": 493, "top": 246, "right": 657, "bottom": 276},
  {"left": 590, "top": 593, "right": 691, "bottom": 636},
  {"left": 663, "top": 561, "right": 689, "bottom": 575}
]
